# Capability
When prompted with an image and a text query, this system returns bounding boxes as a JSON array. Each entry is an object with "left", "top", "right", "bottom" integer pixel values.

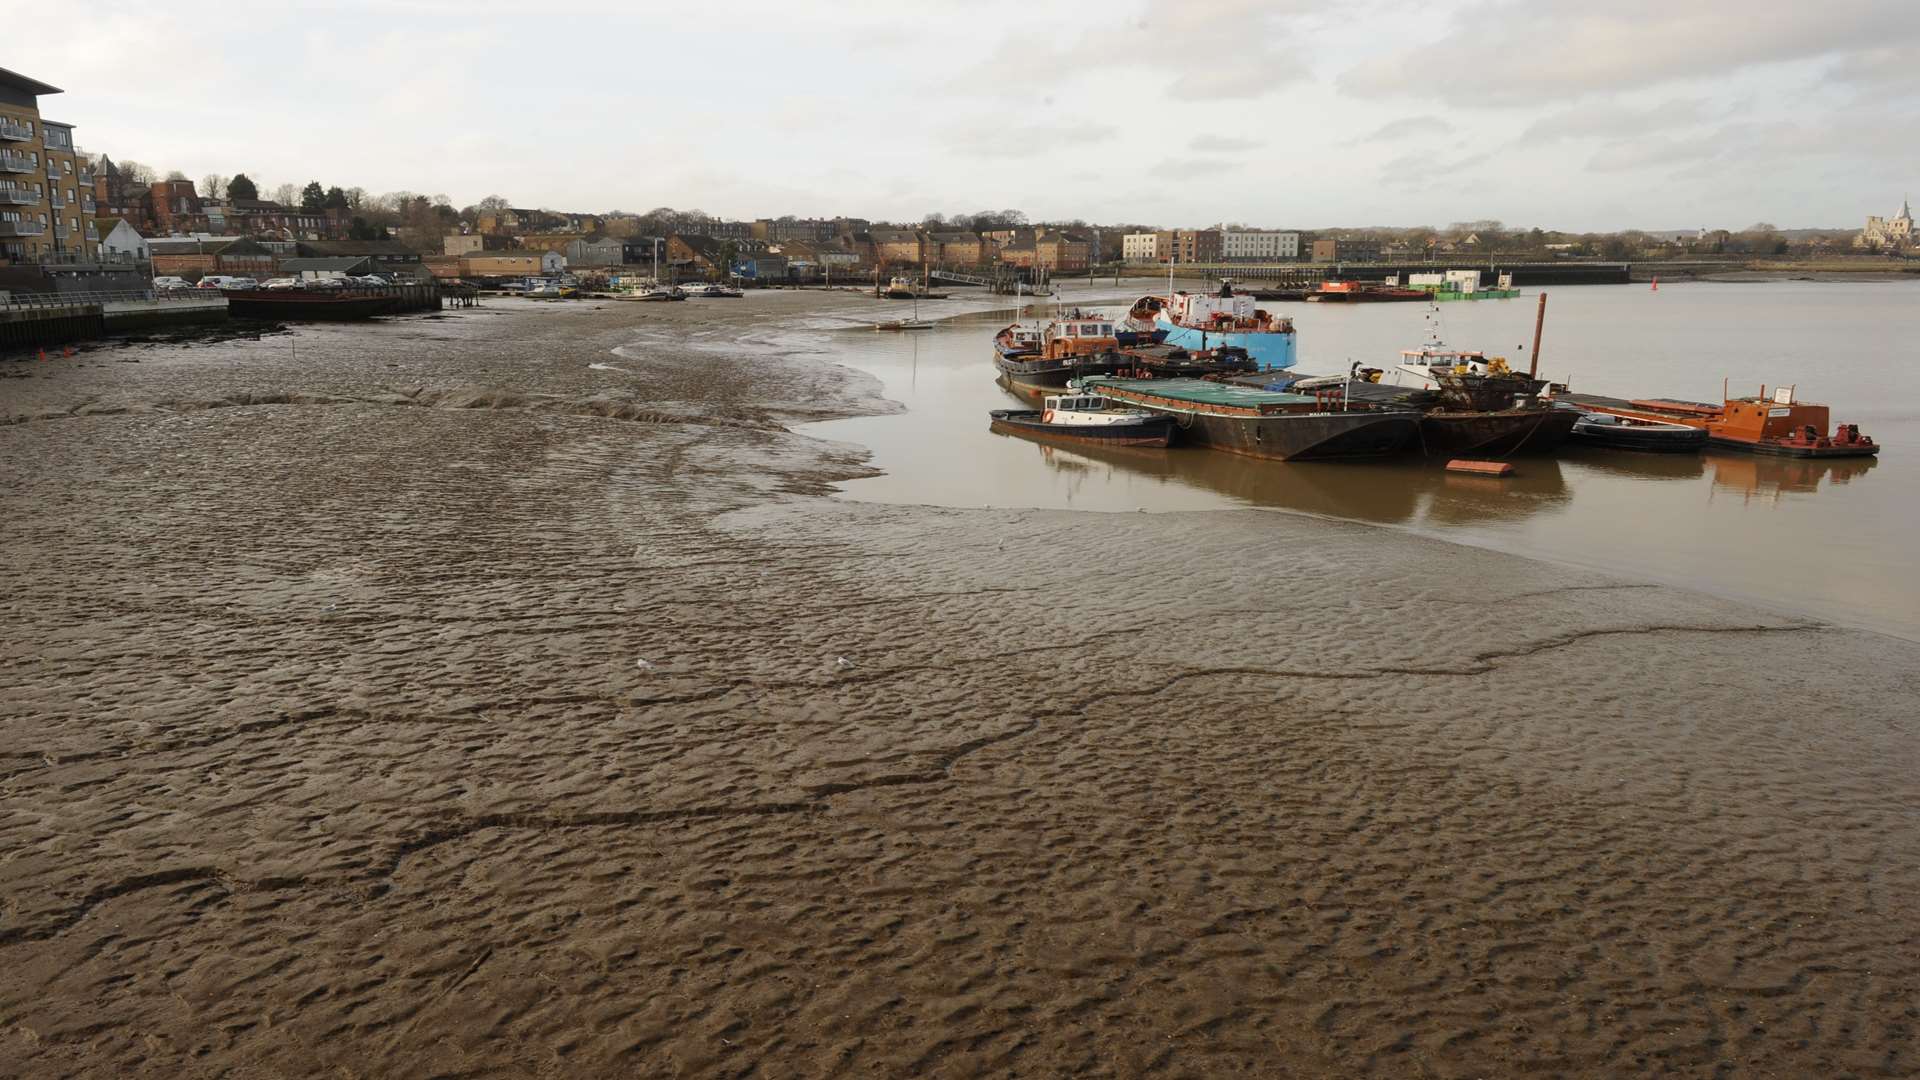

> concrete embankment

[{"left": 2, "top": 294, "right": 228, "bottom": 353}]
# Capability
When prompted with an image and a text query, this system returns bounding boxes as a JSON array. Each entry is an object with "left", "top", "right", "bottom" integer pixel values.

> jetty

[{"left": 2, "top": 288, "right": 228, "bottom": 351}]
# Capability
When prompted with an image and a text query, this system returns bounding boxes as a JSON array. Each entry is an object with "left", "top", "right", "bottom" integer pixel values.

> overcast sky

[{"left": 16, "top": 0, "right": 1919, "bottom": 231}]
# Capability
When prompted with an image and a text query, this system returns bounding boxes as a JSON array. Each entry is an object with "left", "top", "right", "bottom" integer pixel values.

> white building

[
  {"left": 1857, "top": 198, "right": 1914, "bottom": 250},
  {"left": 1221, "top": 230, "right": 1301, "bottom": 260},
  {"left": 1122, "top": 232, "right": 1161, "bottom": 262},
  {"left": 91, "top": 217, "right": 150, "bottom": 260}
]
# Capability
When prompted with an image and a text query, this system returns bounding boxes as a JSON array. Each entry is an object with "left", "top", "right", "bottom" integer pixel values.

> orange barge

[{"left": 1554, "top": 384, "right": 1878, "bottom": 459}]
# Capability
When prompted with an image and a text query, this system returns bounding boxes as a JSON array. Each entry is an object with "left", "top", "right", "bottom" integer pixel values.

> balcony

[
  {"left": 0, "top": 152, "right": 37, "bottom": 174},
  {"left": 82, "top": 197, "right": 96, "bottom": 213},
  {"left": 53, "top": 225, "right": 71, "bottom": 239},
  {"left": 0, "top": 222, "right": 47, "bottom": 237},
  {"left": 49, "top": 194, "right": 64, "bottom": 209},
  {"left": 0, "top": 189, "right": 37, "bottom": 205},
  {"left": 0, "top": 119, "right": 32, "bottom": 142}
]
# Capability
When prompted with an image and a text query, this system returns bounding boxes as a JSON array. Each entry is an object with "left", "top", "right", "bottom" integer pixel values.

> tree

[
  {"left": 227, "top": 173, "right": 258, "bottom": 201},
  {"left": 345, "top": 187, "right": 367, "bottom": 209},
  {"left": 324, "top": 185, "right": 348, "bottom": 210},
  {"left": 301, "top": 181, "right": 326, "bottom": 211},
  {"left": 271, "top": 182, "right": 299, "bottom": 206},
  {"left": 477, "top": 194, "right": 511, "bottom": 212},
  {"left": 166, "top": 170, "right": 188, "bottom": 182},
  {"left": 118, "top": 160, "right": 158, "bottom": 185},
  {"left": 201, "top": 174, "right": 226, "bottom": 199}
]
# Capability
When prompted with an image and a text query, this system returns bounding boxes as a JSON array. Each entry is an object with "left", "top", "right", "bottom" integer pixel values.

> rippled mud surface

[{"left": 3, "top": 295, "right": 1918, "bottom": 1077}]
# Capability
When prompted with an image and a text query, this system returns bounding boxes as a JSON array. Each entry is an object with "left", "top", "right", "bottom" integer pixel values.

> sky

[{"left": 13, "top": 0, "right": 1920, "bottom": 231}]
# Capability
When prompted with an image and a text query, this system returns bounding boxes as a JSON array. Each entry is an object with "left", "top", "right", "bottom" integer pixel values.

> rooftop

[{"left": 0, "top": 67, "right": 62, "bottom": 97}]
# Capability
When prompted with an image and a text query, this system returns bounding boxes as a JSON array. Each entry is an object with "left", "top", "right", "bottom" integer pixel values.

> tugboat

[
  {"left": 989, "top": 392, "right": 1176, "bottom": 448},
  {"left": 1126, "top": 279, "right": 1296, "bottom": 369},
  {"left": 992, "top": 313, "right": 1124, "bottom": 398},
  {"left": 1079, "top": 376, "right": 1419, "bottom": 461}
]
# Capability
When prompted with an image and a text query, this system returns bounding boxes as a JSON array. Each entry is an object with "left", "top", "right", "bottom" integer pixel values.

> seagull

[
  {"left": 835, "top": 656, "right": 855, "bottom": 671},
  {"left": 634, "top": 658, "right": 656, "bottom": 672}
]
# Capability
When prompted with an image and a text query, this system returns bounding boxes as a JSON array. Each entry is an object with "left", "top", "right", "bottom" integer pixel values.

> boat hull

[
  {"left": 1706, "top": 436, "right": 1881, "bottom": 459},
  {"left": 992, "top": 352, "right": 1119, "bottom": 394},
  {"left": 223, "top": 290, "right": 391, "bottom": 320},
  {"left": 1155, "top": 316, "right": 1296, "bottom": 369},
  {"left": 1569, "top": 417, "right": 1708, "bottom": 453},
  {"left": 1416, "top": 408, "right": 1577, "bottom": 457},
  {"left": 988, "top": 410, "right": 1175, "bottom": 448}
]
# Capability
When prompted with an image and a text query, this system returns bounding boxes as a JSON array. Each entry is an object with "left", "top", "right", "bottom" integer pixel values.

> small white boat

[{"left": 988, "top": 393, "right": 1176, "bottom": 447}]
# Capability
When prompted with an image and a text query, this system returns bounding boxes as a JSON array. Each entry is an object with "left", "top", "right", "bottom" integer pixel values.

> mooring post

[{"left": 1528, "top": 291, "right": 1548, "bottom": 379}]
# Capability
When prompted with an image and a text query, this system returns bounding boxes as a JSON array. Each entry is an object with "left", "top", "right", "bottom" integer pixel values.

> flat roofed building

[
  {"left": 1, "top": 66, "right": 102, "bottom": 263},
  {"left": 1221, "top": 230, "right": 1300, "bottom": 260}
]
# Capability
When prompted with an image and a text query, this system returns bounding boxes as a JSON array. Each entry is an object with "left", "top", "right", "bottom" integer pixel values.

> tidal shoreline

[{"left": 3, "top": 294, "right": 1916, "bottom": 1077}]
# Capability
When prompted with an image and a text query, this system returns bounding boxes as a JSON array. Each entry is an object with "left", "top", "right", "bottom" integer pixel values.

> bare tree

[
  {"left": 166, "top": 170, "right": 188, "bottom": 182},
  {"left": 201, "top": 173, "right": 227, "bottom": 199},
  {"left": 272, "top": 182, "right": 300, "bottom": 206},
  {"left": 117, "top": 160, "right": 158, "bottom": 185}
]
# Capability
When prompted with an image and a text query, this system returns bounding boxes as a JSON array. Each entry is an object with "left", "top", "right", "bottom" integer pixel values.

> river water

[{"left": 801, "top": 280, "right": 1920, "bottom": 641}]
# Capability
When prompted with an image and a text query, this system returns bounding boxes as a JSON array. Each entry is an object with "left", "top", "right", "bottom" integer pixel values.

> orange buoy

[
  {"left": 1447, "top": 459, "right": 1515, "bottom": 477},
  {"left": 1651, "top": 276, "right": 1659, "bottom": 291}
]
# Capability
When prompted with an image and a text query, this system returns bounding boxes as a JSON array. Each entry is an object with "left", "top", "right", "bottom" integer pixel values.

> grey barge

[{"left": 1079, "top": 377, "right": 1419, "bottom": 461}]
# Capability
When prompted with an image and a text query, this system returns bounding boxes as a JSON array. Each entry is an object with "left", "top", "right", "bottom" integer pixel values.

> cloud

[
  {"left": 1339, "top": 0, "right": 1920, "bottom": 104},
  {"left": 1519, "top": 99, "right": 1711, "bottom": 143},
  {"left": 1189, "top": 134, "right": 1262, "bottom": 152},
  {"left": 1149, "top": 157, "right": 1247, "bottom": 180},
  {"left": 1355, "top": 116, "right": 1456, "bottom": 142},
  {"left": 959, "top": 0, "right": 1319, "bottom": 101},
  {"left": 1378, "top": 151, "right": 1491, "bottom": 190},
  {"left": 941, "top": 122, "right": 1117, "bottom": 159}
]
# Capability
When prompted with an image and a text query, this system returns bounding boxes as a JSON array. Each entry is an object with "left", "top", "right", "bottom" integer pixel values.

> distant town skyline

[{"left": 13, "top": 0, "right": 1918, "bottom": 232}]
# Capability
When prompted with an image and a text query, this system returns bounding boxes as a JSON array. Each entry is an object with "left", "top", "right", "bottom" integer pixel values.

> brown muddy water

[
  {"left": 804, "top": 280, "right": 1920, "bottom": 641},
  {"left": 3, "top": 292, "right": 1919, "bottom": 1078}
]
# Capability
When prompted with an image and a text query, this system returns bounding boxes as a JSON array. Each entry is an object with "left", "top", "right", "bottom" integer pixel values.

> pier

[
  {"left": 2, "top": 289, "right": 228, "bottom": 352},
  {"left": 1115, "top": 260, "right": 1634, "bottom": 287}
]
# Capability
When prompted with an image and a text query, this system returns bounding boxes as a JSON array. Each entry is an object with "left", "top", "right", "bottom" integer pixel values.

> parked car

[
  {"left": 261, "top": 278, "right": 302, "bottom": 290},
  {"left": 151, "top": 275, "right": 190, "bottom": 291}
]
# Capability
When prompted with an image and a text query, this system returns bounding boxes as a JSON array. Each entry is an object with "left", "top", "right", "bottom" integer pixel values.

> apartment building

[
  {"left": 1, "top": 66, "right": 100, "bottom": 263},
  {"left": 1221, "top": 230, "right": 1301, "bottom": 260},
  {"left": 1122, "top": 232, "right": 1164, "bottom": 262}
]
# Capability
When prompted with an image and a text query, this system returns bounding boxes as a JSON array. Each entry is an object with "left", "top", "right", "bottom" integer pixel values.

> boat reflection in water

[
  {"left": 987, "top": 426, "right": 1578, "bottom": 527},
  {"left": 1708, "top": 452, "right": 1879, "bottom": 501}
]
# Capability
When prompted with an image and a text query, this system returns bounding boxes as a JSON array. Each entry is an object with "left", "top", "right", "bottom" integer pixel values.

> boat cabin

[
  {"left": 1163, "top": 282, "right": 1291, "bottom": 334},
  {"left": 1041, "top": 317, "right": 1119, "bottom": 359}
]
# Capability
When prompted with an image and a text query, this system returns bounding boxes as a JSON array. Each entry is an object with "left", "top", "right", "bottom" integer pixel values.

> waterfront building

[
  {"left": 1221, "top": 230, "right": 1300, "bottom": 261},
  {"left": 870, "top": 227, "right": 925, "bottom": 267},
  {"left": 91, "top": 217, "right": 148, "bottom": 260},
  {"left": 928, "top": 230, "right": 984, "bottom": 265},
  {"left": 1, "top": 66, "right": 103, "bottom": 263},
  {"left": 1856, "top": 198, "right": 1914, "bottom": 251},
  {"left": 999, "top": 232, "right": 1091, "bottom": 272},
  {"left": 565, "top": 234, "right": 625, "bottom": 267},
  {"left": 148, "top": 236, "right": 275, "bottom": 278},
  {"left": 1310, "top": 237, "right": 1382, "bottom": 262},
  {"left": 1122, "top": 232, "right": 1161, "bottom": 262},
  {"left": 463, "top": 250, "right": 564, "bottom": 278},
  {"left": 293, "top": 240, "right": 426, "bottom": 278},
  {"left": 666, "top": 234, "right": 731, "bottom": 276}
]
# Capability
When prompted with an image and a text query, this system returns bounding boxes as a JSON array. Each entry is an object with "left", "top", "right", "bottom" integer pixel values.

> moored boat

[
  {"left": 992, "top": 313, "right": 1125, "bottom": 397},
  {"left": 222, "top": 288, "right": 390, "bottom": 321},
  {"left": 1126, "top": 280, "right": 1296, "bottom": 369},
  {"left": 1306, "top": 280, "right": 1432, "bottom": 303},
  {"left": 1566, "top": 411, "right": 1709, "bottom": 453},
  {"left": 988, "top": 392, "right": 1175, "bottom": 448},
  {"left": 1080, "top": 376, "right": 1419, "bottom": 461},
  {"left": 1553, "top": 386, "right": 1879, "bottom": 458}
]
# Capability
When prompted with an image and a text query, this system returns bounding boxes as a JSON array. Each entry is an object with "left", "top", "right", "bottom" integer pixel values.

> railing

[
  {"left": 1, "top": 288, "right": 230, "bottom": 313},
  {"left": 0, "top": 222, "right": 47, "bottom": 237},
  {"left": 0, "top": 189, "right": 37, "bottom": 205},
  {"left": 49, "top": 194, "right": 64, "bottom": 208},
  {"left": 52, "top": 225, "right": 71, "bottom": 239},
  {"left": 36, "top": 250, "right": 146, "bottom": 265},
  {"left": 0, "top": 119, "right": 32, "bottom": 141},
  {"left": 0, "top": 152, "right": 37, "bottom": 173},
  {"left": 82, "top": 197, "right": 96, "bottom": 213}
]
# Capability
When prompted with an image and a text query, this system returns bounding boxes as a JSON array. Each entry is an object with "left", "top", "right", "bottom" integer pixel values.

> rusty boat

[
  {"left": 1079, "top": 377, "right": 1419, "bottom": 461},
  {"left": 1553, "top": 384, "right": 1879, "bottom": 459}
]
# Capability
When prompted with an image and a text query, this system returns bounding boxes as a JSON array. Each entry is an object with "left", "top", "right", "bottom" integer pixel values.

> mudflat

[{"left": 3, "top": 293, "right": 1916, "bottom": 1077}]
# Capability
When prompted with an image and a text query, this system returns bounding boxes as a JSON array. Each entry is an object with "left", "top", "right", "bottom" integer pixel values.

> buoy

[
  {"left": 37, "top": 348, "right": 47, "bottom": 362},
  {"left": 62, "top": 346, "right": 73, "bottom": 357},
  {"left": 1651, "top": 276, "right": 1659, "bottom": 292},
  {"left": 1447, "top": 459, "right": 1515, "bottom": 477}
]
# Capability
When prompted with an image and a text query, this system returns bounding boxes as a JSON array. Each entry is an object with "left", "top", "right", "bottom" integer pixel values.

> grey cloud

[
  {"left": 1149, "top": 157, "right": 1247, "bottom": 180},
  {"left": 1340, "top": 0, "right": 1920, "bottom": 104},
  {"left": 1190, "top": 135, "right": 1263, "bottom": 152},
  {"left": 1355, "top": 116, "right": 1457, "bottom": 143},
  {"left": 1519, "top": 99, "right": 1712, "bottom": 143},
  {"left": 941, "top": 122, "right": 1118, "bottom": 159},
  {"left": 959, "top": 0, "right": 1317, "bottom": 101}
]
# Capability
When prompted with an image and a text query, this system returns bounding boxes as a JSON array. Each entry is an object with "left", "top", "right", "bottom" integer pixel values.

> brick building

[
  {"left": 1, "top": 66, "right": 102, "bottom": 263},
  {"left": 928, "top": 231, "right": 984, "bottom": 265},
  {"left": 148, "top": 236, "right": 276, "bottom": 278},
  {"left": 870, "top": 227, "right": 924, "bottom": 267}
]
